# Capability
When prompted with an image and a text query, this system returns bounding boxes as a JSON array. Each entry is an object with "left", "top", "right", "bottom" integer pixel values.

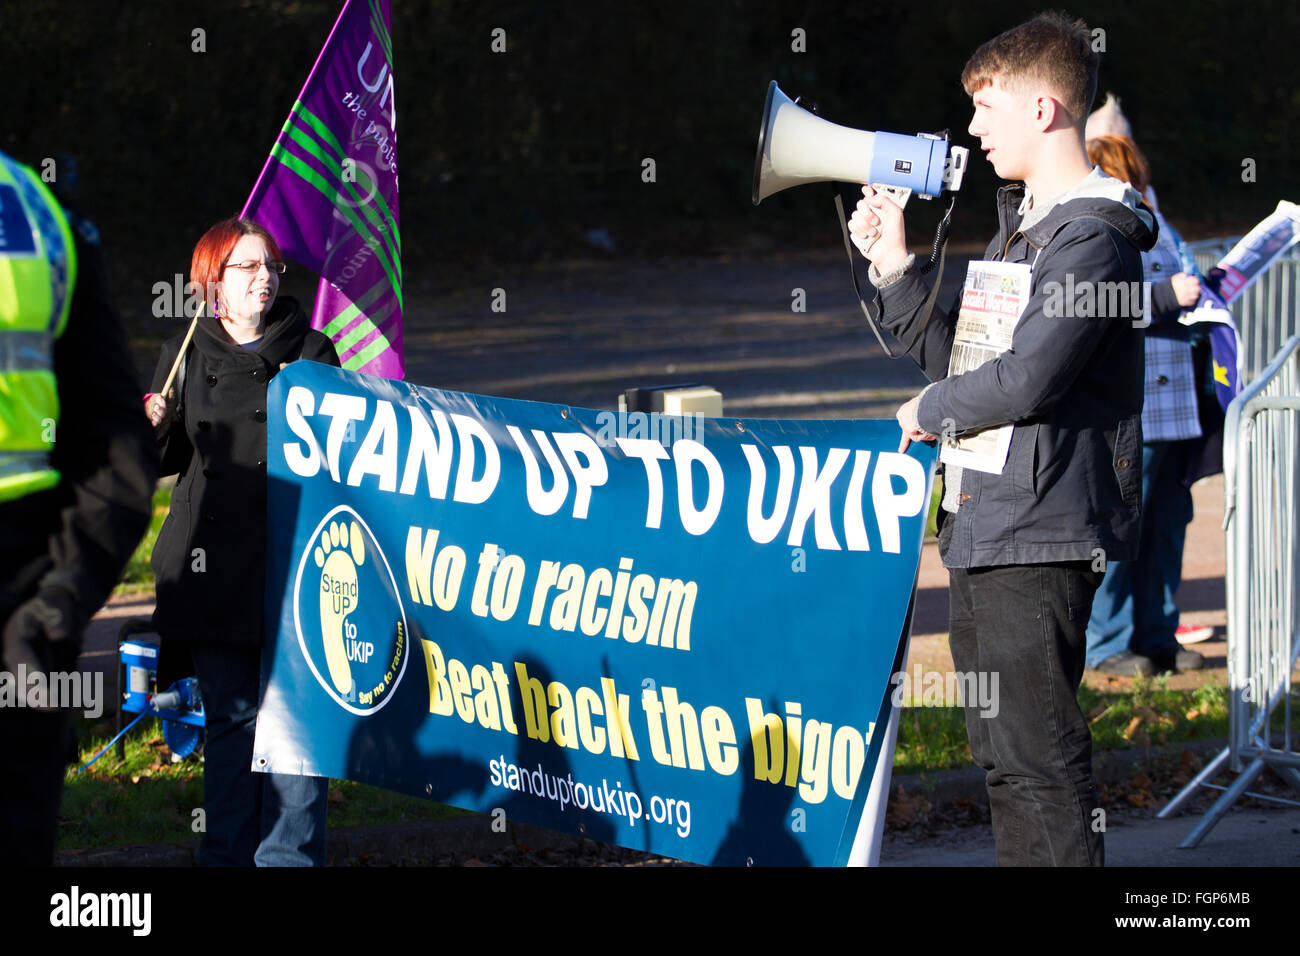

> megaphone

[{"left": 752, "top": 81, "right": 968, "bottom": 207}]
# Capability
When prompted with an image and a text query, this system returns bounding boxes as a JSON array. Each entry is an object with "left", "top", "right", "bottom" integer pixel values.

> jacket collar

[
  {"left": 194, "top": 296, "right": 309, "bottom": 364},
  {"left": 996, "top": 174, "right": 1158, "bottom": 253}
]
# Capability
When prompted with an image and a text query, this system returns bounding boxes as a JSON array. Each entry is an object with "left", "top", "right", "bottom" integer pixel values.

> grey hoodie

[{"left": 874, "top": 172, "right": 1158, "bottom": 568}]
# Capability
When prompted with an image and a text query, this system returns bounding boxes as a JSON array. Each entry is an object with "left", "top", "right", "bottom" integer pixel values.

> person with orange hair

[
  {"left": 1082, "top": 134, "right": 1210, "bottom": 676},
  {"left": 145, "top": 217, "right": 340, "bottom": 865}
]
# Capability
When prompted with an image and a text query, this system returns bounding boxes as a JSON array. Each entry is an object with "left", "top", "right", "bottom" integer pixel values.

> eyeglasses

[{"left": 224, "top": 259, "right": 287, "bottom": 275}]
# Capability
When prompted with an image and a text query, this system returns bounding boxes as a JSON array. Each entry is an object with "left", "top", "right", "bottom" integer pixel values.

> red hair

[
  {"left": 189, "top": 218, "right": 284, "bottom": 307},
  {"left": 1086, "top": 135, "right": 1151, "bottom": 195}
]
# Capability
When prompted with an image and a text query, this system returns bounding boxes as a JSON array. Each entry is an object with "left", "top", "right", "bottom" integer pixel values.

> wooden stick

[{"left": 159, "top": 302, "right": 203, "bottom": 401}]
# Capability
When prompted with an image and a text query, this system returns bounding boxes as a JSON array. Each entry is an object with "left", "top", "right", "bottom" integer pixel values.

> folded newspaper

[
  {"left": 1182, "top": 199, "right": 1300, "bottom": 324},
  {"left": 939, "top": 260, "right": 1031, "bottom": 475}
]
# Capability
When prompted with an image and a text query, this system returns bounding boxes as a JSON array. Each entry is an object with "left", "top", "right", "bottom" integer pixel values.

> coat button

[
  {"left": 203, "top": 467, "right": 215, "bottom": 479},
  {"left": 1117, "top": 457, "right": 1131, "bottom": 470},
  {"left": 252, "top": 369, "right": 263, "bottom": 380},
  {"left": 205, "top": 513, "right": 217, "bottom": 524},
  {"left": 256, "top": 458, "right": 266, "bottom": 470},
  {"left": 206, "top": 374, "right": 217, "bottom": 386},
  {"left": 1156, "top": 374, "right": 1169, "bottom": 385},
  {"left": 198, "top": 419, "right": 211, "bottom": 431},
  {"left": 253, "top": 408, "right": 267, "bottom": 423}
]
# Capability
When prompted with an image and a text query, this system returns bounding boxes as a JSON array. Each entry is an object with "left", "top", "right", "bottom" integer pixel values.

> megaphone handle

[
  {"left": 834, "top": 191, "right": 955, "bottom": 360},
  {"left": 873, "top": 184, "right": 911, "bottom": 210}
]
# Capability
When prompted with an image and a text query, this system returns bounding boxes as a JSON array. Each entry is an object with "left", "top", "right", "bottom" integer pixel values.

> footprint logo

[
  {"left": 293, "top": 506, "right": 407, "bottom": 715},
  {"left": 315, "top": 519, "right": 365, "bottom": 696}
]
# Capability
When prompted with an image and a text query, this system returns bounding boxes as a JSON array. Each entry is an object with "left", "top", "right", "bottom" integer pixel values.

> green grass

[
  {"left": 61, "top": 718, "right": 470, "bottom": 851},
  {"left": 117, "top": 484, "right": 171, "bottom": 591},
  {"left": 892, "top": 678, "right": 1232, "bottom": 774}
]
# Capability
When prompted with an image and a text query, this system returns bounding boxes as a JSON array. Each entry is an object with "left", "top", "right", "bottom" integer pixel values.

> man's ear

[{"left": 1033, "top": 93, "right": 1058, "bottom": 130}]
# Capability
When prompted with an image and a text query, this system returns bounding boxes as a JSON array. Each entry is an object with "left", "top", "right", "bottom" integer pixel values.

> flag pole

[{"left": 159, "top": 303, "right": 203, "bottom": 401}]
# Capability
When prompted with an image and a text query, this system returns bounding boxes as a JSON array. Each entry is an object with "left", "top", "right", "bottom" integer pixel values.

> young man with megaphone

[{"left": 848, "top": 12, "right": 1156, "bottom": 866}]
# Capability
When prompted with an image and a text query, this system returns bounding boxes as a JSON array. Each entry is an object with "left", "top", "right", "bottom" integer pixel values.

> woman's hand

[
  {"left": 145, "top": 393, "right": 167, "bottom": 427},
  {"left": 1172, "top": 272, "right": 1202, "bottom": 309}
]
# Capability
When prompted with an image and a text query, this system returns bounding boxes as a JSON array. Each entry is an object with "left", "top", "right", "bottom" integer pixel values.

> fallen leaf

[
  {"left": 886, "top": 785, "right": 931, "bottom": 828},
  {"left": 1122, "top": 716, "right": 1143, "bottom": 740}
]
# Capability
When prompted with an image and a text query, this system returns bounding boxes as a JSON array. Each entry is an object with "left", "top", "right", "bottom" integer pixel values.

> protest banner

[{"left": 253, "top": 362, "right": 935, "bottom": 866}]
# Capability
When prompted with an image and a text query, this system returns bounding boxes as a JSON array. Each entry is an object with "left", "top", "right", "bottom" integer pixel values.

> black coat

[{"left": 149, "top": 297, "right": 339, "bottom": 645}]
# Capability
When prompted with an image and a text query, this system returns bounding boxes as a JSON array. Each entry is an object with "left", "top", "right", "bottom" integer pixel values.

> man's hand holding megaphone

[{"left": 848, "top": 184, "right": 910, "bottom": 277}]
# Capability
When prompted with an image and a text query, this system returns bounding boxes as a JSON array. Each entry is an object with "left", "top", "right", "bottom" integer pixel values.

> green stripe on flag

[
  {"left": 284, "top": 107, "right": 399, "bottom": 263},
  {"left": 336, "top": 315, "right": 384, "bottom": 355},
  {"left": 268, "top": 145, "right": 403, "bottom": 309},
  {"left": 290, "top": 100, "right": 345, "bottom": 156},
  {"left": 282, "top": 120, "right": 400, "bottom": 273},
  {"left": 321, "top": 277, "right": 391, "bottom": 337},
  {"left": 346, "top": 334, "right": 392, "bottom": 371},
  {"left": 322, "top": 300, "right": 364, "bottom": 339},
  {"left": 296, "top": 102, "right": 401, "bottom": 258},
  {"left": 368, "top": 0, "right": 393, "bottom": 61},
  {"left": 333, "top": 296, "right": 398, "bottom": 355},
  {"left": 343, "top": 327, "right": 392, "bottom": 371},
  {"left": 291, "top": 102, "right": 401, "bottom": 259},
  {"left": 371, "top": 14, "right": 392, "bottom": 63}
]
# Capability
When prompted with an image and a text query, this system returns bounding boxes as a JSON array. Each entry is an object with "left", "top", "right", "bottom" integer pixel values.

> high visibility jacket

[{"left": 0, "top": 152, "right": 77, "bottom": 502}]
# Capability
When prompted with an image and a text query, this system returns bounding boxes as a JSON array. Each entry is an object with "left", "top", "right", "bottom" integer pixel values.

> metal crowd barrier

[
  {"left": 1186, "top": 239, "right": 1300, "bottom": 384},
  {"left": 1158, "top": 335, "right": 1300, "bottom": 846}
]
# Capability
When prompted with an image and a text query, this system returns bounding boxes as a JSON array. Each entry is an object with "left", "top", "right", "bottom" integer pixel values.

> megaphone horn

[{"left": 752, "top": 81, "right": 966, "bottom": 206}]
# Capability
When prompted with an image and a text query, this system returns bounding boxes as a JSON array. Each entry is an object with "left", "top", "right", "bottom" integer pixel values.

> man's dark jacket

[
  {"left": 149, "top": 298, "right": 339, "bottom": 645},
  {"left": 875, "top": 178, "right": 1158, "bottom": 568}
]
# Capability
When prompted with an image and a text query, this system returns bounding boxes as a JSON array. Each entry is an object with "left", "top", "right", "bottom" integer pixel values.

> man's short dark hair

[{"left": 961, "top": 12, "right": 1099, "bottom": 124}]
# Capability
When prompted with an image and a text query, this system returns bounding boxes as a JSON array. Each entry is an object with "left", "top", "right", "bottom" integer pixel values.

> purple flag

[{"left": 242, "top": 0, "right": 402, "bottom": 378}]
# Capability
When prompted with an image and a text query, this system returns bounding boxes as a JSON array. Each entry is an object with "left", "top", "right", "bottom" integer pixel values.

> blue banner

[{"left": 254, "top": 363, "right": 935, "bottom": 866}]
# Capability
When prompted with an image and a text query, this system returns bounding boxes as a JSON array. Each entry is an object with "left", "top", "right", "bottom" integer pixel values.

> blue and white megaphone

[{"left": 752, "top": 81, "right": 968, "bottom": 207}]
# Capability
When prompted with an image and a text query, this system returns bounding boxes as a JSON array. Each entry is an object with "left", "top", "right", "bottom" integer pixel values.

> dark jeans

[
  {"left": 1085, "top": 441, "right": 1194, "bottom": 667},
  {"left": 941, "top": 516, "right": 1105, "bottom": 866},
  {"left": 190, "top": 643, "right": 328, "bottom": 866}
]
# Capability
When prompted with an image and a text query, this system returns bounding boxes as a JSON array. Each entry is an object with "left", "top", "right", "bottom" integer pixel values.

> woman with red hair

[
  {"left": 1082, "top": 134, "right": 1212, "bottom": 676},
  {"left": 145, "top": 217, "right": 339, "bottom": 865}
]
